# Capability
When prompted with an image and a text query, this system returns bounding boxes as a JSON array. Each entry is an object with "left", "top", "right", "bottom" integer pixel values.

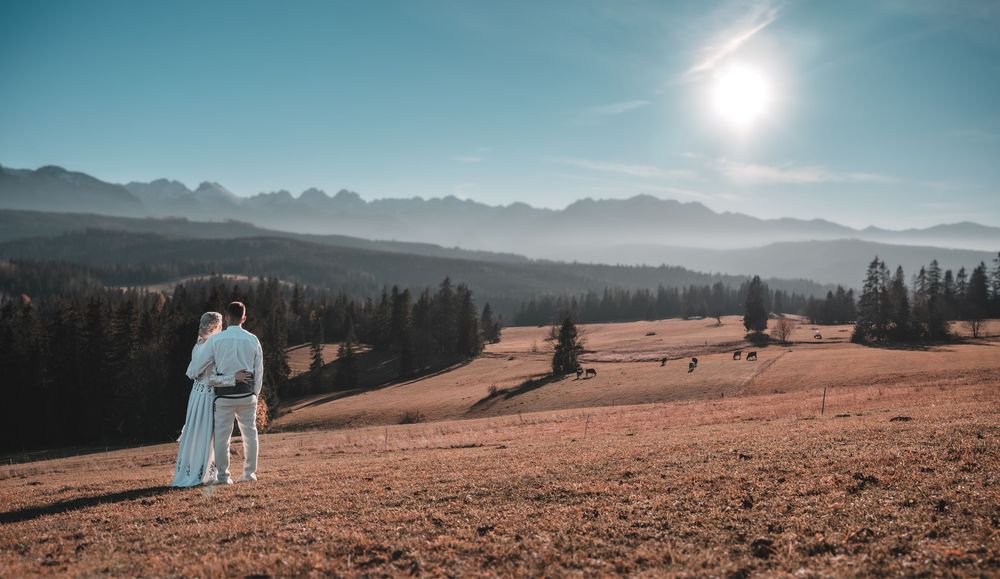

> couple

[{"left": 171, "top": 301, "right": 264, "bottom": 487}]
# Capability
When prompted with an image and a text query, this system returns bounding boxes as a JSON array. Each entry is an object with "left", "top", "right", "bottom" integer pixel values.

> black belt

[{"left": 214, "top": 381, "right": 255, "bottom": 399}]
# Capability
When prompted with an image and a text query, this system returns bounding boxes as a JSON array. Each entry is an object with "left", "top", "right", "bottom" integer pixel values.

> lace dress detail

[{"left": 172, "top": 342, "right": 236, "bottom": 487}]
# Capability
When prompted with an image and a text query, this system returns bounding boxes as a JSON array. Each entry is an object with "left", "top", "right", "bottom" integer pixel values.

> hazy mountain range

[
  {"left": 0, "top": 166, "right": 1000, "bottom": 255},
  {"left": 1, "top": 163, "right": 997, "bottom": 287}
]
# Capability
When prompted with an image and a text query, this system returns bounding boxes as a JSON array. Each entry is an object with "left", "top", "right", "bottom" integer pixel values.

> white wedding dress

[{"left": 172, "top": 341, "right": 237, "bottom": 488}]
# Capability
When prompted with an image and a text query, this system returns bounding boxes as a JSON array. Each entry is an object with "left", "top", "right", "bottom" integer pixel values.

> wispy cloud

[
  {"left": 572, "top": 99, "right": 651, "bottom": 125},
  {"left": 716, "top": 159, "right": 900, "bottom": 185},
  {"left": 681, "top": 2, "right": 780, "bottom": 82},
  {"left": 582, "top": 100, "right": 650, "bottom": 117},
  {"left": 555, "top": 157, "right": 697, "bottom": 180}
]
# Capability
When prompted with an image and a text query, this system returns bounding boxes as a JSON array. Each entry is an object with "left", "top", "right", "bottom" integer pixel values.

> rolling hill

[
  {"left": 0, "top": 228, "right": 832, "bottom": 317},
  {"left": 1, "top": 209, "right": 993, "bottom": 290}
]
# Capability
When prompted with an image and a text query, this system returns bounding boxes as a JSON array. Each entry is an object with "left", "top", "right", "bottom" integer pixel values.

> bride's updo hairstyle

[{"left": 198, "top": 311, "right": 223, "bottom": 340}]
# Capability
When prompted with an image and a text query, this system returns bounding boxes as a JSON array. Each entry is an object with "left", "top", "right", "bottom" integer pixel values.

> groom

[{"left": 188, "top": 301, "right": 264, "bottom": 484}]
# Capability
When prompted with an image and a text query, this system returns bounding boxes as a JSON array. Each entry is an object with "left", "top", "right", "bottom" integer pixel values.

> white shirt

[{"left": 186, "top": 325, "right": 264, "bottom": 395}]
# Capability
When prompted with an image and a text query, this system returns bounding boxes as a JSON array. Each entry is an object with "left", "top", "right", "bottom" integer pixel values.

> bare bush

[
  {"left": 964, "top": 318, "right": 986, "bottom": 339},
  {"left": 772, "top": 317, "right": 797, "bottom": 344},
  {"left": 399, "top": 410, "right": 426, "bottom": 424},
  {"left": 256, "top": 396, "right": 270, "bottom": 432}
]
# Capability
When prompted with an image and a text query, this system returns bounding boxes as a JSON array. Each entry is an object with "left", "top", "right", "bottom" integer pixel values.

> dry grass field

[
  {"left": 1, "top": 316, "right": 998, "bottom": 577},
  {"left": 273, "top": 316, "right": 1000, "bottom": 432}
]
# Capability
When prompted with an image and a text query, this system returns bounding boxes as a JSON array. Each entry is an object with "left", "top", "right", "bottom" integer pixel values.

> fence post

[
  {"left": 821, "top": 387, "right": 827, "bottom": 416},
  {"left": 584, "top": 415, "right": 590, "bottom": 439}
]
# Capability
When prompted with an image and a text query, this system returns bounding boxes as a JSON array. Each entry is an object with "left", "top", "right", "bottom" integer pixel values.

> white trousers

[{"left": 213, "top": 395, "right": 258, "bottom": 483}]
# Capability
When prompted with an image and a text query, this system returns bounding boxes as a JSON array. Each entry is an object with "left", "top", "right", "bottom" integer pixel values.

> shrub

[{"left": 399, "top": 410, "right": 426, "bottom": 424}]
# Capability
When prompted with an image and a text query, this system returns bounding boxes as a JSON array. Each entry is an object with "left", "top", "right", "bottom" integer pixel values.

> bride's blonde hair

[{"left": 198, "top": 311, "right": 223, "bottom": 340}]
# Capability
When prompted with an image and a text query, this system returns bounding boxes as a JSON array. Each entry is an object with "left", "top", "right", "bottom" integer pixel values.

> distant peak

[
  {"left": 193, "top": 181, "right": 240, "bottom": 203},
  {"left": 333, "top": 189, "right": 364, "bottom": 202},
  {"left": 299, "top": 187, "right": 329, "bottom": 200}
]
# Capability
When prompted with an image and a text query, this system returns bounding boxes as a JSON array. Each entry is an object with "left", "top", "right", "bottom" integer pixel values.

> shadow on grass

[
  {"left": 286, "top": 359, "right": 475, "bottom": 412},
  {"left": 860, "top": 340, "right": 963, "bottom": 352},
  {"left": 0, "top": 485, "right": 174, "bottom": 524},
  {"left": 467, "top": 373, "right": 564, "bottom": 413}
]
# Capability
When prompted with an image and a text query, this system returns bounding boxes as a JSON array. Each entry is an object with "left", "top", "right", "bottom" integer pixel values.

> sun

[{"left": 712, "top": 64, "right": 771, "bottom": 129}]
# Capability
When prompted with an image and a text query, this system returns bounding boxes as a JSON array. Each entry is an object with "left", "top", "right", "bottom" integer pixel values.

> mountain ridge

[{"left": 2, "top": 163, "right": 998, "bottom": 255}]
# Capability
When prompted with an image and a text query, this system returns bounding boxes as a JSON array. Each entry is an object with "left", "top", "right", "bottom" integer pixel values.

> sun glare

[{"left": 712, "top": 64, "right": 771, "bottom": 129}]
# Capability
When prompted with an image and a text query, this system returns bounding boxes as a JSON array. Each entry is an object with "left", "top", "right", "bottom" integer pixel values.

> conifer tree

[
  {"left": 309, "top": 312, "right": 324, "bottom": 391},
  {"left": 742, "top": 275, "right": 769, "bottom": 335},
  {"left": 887, "top": 266, "right": 911, "bottom": 341},
  {"left": 550, "top": 314, "right": 583, "bottom": 374},
  {"left": 853, "top": 257, "right": 890, "bottom": 343},
  {"left": 334, "top": 319, "right": 359, "bottom": 389},
  {"left": 455, "top": 283, "right": 482, "bottom": 358},
  {"left": 479, "top": 303, "right": 501, "bottom": 344}
]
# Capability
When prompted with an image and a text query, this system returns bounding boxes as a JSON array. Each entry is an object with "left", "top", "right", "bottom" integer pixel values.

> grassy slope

[
  {"left": 273, "top": 316, "right": 1000, "bottom": 432},
  {"left": 0, "top": 382, "right": 996, "bottom": 576},
  {"left": 1, "top": 317, "right": 998, "bottom": 576}
]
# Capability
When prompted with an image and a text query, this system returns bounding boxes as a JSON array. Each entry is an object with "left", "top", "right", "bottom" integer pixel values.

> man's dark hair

[{"left": 226, "top": 301, "right": 246, "bottom": 323}]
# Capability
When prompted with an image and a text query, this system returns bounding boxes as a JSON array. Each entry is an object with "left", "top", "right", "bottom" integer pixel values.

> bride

[{"left": 172, "top": 312, "right": 251, "bottom": 487}]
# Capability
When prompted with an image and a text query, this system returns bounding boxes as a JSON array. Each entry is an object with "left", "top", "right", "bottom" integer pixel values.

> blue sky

[{"left": 1, "top": 0, "right": 998, "bottom": 228}]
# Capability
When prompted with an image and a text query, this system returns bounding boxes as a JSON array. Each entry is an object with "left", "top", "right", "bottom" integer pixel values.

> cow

[
  {"left": 814, "top": 332, "right": 823, "bottom": 340},
  {"left": 746, "top": 351, "right": 758, "bottom": 361},
  {"left": 575, "top": 366, "right": 584, "bottom": 379},
  {"left": 585, "top": 368, "right": 597, "bottom": 378},
  {"left": 691, "top": 357, "right": 699, "bottom": 367},
  {"left": 660, "top": 357, "right": 668, "bottom": 367},
  {"left": 733, "top": 350, "right": 742, "bottom": 360},
  {"left": 688, "top": 360, "right": 696, "bottom": 373}
]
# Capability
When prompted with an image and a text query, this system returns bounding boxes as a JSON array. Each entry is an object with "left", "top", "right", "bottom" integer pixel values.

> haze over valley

[{"left": 2, "top": 163, "right": 997, "bottom": 290}]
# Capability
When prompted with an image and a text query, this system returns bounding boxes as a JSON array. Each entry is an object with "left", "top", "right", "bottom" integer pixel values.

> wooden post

[
  {"left": 584, "top": 415, "right": 590, "bottom": 439},
  {"left": 384, "top": 427, "right": 388, "bottom": 449},
  {"left": 821, "top": 387, "right": 827, "bottom": 416}
]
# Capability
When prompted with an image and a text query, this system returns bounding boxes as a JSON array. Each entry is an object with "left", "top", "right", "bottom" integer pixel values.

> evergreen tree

[
  {"left": 887, "top": 266, "right": 912, "bottom": 341},
  {"left": 479, "top": 303, "right": 501, "bottom": 344},
  {"left": 853, "top": 257, "right": 890, "bottom": 343},
  {"left": 334, "top": 320, "right": 359, "bottom": 389},
  {"left": 992, "top": 252, "right": 1000, "bottom": 315},
  {"left": 915, "top": 260, "right": 949, "bottom": 340},
  {"left": 432, "top": 277, "right": 457, "bottom": 355},
  {"left": 410, "top": 288, "right": 436, "bottom": 369},
  {"left": 308, "top": 311, "right": 324, "bottom": 391},
  {"left": 550, "top": 314, "right": 583, "bottom": 375},
  {"left": 955, "top": 266, "right": 968, "bottom": 315},
  {"left": 967, "top": 262, "right": 990, "bottom": 319},
  {"left": 455, "top": 283, "right": 483, "bottom": 358},
  {"left": 742, "top": 275, "right": 769, "bottom": 335}
]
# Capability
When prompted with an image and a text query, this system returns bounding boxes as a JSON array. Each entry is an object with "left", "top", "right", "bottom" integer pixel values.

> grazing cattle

[
  {"left": 688, "top": 361, "right": 696, "bottom": 373},
  {"left": 575, "top": 366, "right": 584, "bottom": 379},
  {"left": 660, "top": 357, "right": 668, "bottom": 367},
  {"left": 691, "top": 357, "right": 699, "bottom": 367},
  {"left": 746, "top": 351, "right": 758, "bottom": 361},
  {"left": 585, "top": 368, "right": 597, "bottom": 378},
  {"left": 814, "top": 332, "right": 822, "bottom": 340},
  {"left": 733, "top": 350, "right": 742, "bottom": 360}
]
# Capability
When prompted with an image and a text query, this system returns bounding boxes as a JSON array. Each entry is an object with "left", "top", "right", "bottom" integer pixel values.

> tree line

[
  {"left": 0, "top": 265, "right": 493, "bottom": 451},
  {"left": 0, "top": 277, "right": 290, "bottom": 452},
  {"left": 513, "top": 282, "right": 809, "bottom": 326},
  {"left": 852, "top": 256, "right": 998, "bottom": 342},
  {"left": 292, "top": 277, "right": 500, "bottom": 397}
]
